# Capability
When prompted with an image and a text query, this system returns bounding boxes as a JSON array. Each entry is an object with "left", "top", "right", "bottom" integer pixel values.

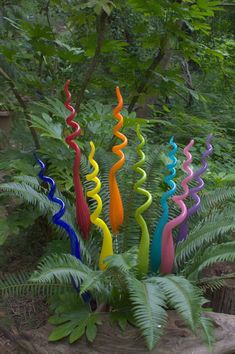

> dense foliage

[{"left": 1, "top": 0, "right": 234, "bottom": 176}]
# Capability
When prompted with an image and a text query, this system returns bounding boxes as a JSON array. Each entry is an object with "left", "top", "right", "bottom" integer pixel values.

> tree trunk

[
  {"left": 0, "top": 111, "right": 12, "bottom": 134},
  {"left": 203, "top": 262, "right": 235, "bottom": 314},
  {"left": 207, "top": 283, "right": 235, "bottom": 314}
]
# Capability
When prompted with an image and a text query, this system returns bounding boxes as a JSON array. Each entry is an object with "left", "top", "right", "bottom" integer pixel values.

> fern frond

[
  {"left": 184, "top": 242, "right": 235, "bottom": 280},
  {"left": 194, "top": 206, "right": 235, "bottom": 225},
  {"left": 32, "top": 252, "right": 116, "bottom": 301},
  {"left": 197, "top": 316, "right": 215, "bottom": 351},
  {"left": 79, "top": 271, "right": 107, "bottom": 296},
  {"left": 13, "top": 175, "right": 40, "bottom": 189},
  {"left": 31, "top": 253, "right": 114, "bottom": 299},
  {"left": 176, "top": 216, "right": 235, "bottom": 265},
  {"left": 151, "top": 275, "right": 205, "bottom": 331},
  {"left": 105, "top": 247, "right": 138, "bottom": 273},
  {"left": 126, "top": 276, "right": 167, "bottom": 350},
  {"left": 0, "top": 271, "right": 72, "bottom": 297},
  {"left": 198, "top": 273, "right": 235, "bottom": 291},
  {"left": 0, "top": 182, "right": 51, "bottom": 213},
  {"left": 200, "top": 188, "right": 235, "bottom": 212},
  {"left": 31, "top": 253, "right": 94, "bottom": 286}
]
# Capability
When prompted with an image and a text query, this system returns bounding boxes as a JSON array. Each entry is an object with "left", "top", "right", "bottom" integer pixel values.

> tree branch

[
  {"left": 127, "top": 48, "right": 165, "bottom": 113},
  {"left": 0, "top": 67, "right": 40, "bottom": 149},
  {"left": 181, "top": 59, "right": 194, "bottom": 107},
  {"left": 45, "top": 0, "right": 52, "bottom": 30},
  {"left": 75, "top": 10, "right": 108, "bottom": 111}
]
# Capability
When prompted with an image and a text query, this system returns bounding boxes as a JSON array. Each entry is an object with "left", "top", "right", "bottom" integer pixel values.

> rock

[{"left": 3, "top": 312, "right": 235, "bottom": 354}]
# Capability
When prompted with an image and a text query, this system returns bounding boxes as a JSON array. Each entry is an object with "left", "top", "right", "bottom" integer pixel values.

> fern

[
  {"left": 200, "top": 188, "right": 235, "bottom": 212},
  {"left": 30, "top": 252, "right": 136, "bottom": 301},
  {"left": 0, "top": 271, "right": 72, "bottom": 297},
  {"left": 33, "top": 254, "right": 112, "bottom": 297},
  {"left": 13, "top": 175, "right": 40, "bottom": 189},
  {"left": 105, "top": 247, "right": 138, "bottom": 273},
  {"left": 0, "top": 217, "right": 11, "bottom": 245},
  {"left": 148, "top": 276, "right": 214, "bottom": 348},
  {"left": 30, "top": 253, "right": 94, "bottom": 286},
  {"left": 197, "top": 316, "right": 215, "bottom": 352},
  {"left": 0, "top": 182, "right": 51, "bottom": 213},
  {"left": 176, "top": 216, "right": 235, "bottom": 265},
  {"left": 152, "top": 275, "right": 206, "bottom": 331},
  {"left": 79, "top": 271, "right": 107, "bottom": 298},
  {"left": 0, "top": 178, "right": 99, "bottom": 267},
  {"left": 0, "top": 253, "right": 216, "bottom": 350},
  {"left": 126, "top": 276, "right": 167, "bottom": 351},
  {"left": 183, "top": 242, "right": 235, "bottom": 281},
  {"left": 198, "top": 273, "right": 235, "bottom": 291},
  {"left": 196, "top": 206, "right": 235, "bottom": 224}
]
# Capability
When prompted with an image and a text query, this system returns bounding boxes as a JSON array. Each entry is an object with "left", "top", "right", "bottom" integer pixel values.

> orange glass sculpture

[{"left": 108, "top": 87, "right": 128, "bottom": 234}]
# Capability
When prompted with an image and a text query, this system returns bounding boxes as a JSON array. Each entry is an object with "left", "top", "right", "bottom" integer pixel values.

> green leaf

[
  {"left": 48, "top": 315, "right": 67, "bottom": 325},
  {"left": 109, "top": 310, "right": 129, "bottom": 330},
  {"left": 31, "top": 254, "right": 92, "bottom": 286},
  {"left": 102, "top": 40, "right": 128, "bottom": 53},
  {"left": 86, "top": 322, "right": 97, "bottom": 342},
  {"left": 32, "top": 40, "right": 57, "bottom": 56},
  {"left": 205, "top": 48, "right": 225, "bottom": 60},
  {"left": 30, "top": 113, "right": 63, "bottom": 141},
  {"left": 0, "top": 182, "right": 51, "bottom": 214},
  {"left": 69, "top": 323, "right": 86, "bottom": 343},
  {"left": 176, "top": 216, "right": 235, "bottom": 264},
  {"left": 48, "top": 322, "right": 74, "bottom": 341},
  {"left": 117, "top": 317, "right": 128, "bottom": 331},
  {"left": 162, "top": 104, "right": 170, "bottom": 113},
  {"left": 102, "top": 1, "right": 115, "bottom": 15},
  {"left": 21, "top": 22, "right": 54, "bottom": 40},
  {"left": 55, "top": 39, "right": 84, "bottom": 62}
]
